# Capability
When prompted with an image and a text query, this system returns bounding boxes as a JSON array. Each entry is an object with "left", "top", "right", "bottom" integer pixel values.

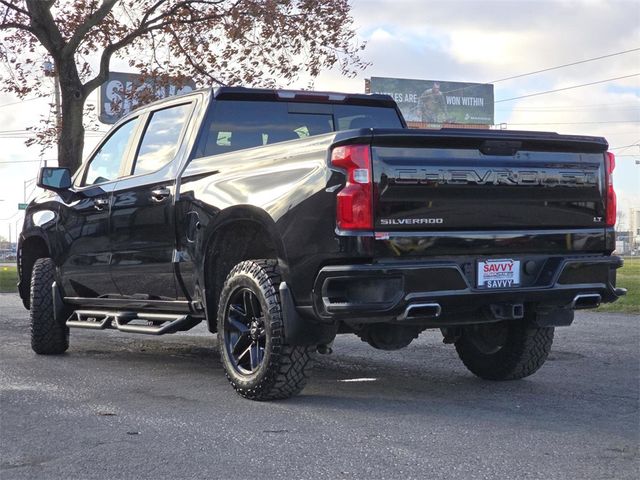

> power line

[
  {"left": 426, "top": 48, "right": 640, "bottom": 99},
  {"left": 610, "top": 139, "right": 640, "bottom": 154},
  {"left": 0, "top": 161, "right": 39, "bottom": 164},
  {"left": 0, "top": 131, "right": 105, "bottom": 139},
  {"left": 491, "top": 47, "right": 640, "bottom": 83},
  {"left": 0, "top": 160, "right": 53, "bottom": 164},
  {"left": 497, "top": 101, "right": 639, "bottom": 109},
  {"left": 496, "top": 105, "right": 639, "bottom": 112},
  {"left": 495, "top": 73, "right": 640, "bottom": 103},
  {"left": 601, "top": 131, "right": 640, "bottom": 135},
  {"left": 0, "top": 128, "right": 105, "bottom": 134},
  {"left": 503, "top": 120, "right": 640, "bottom": 126},
  {"left": 0, "top": 96, "right": 49, "bottom": 109},
  {"left": 0, "top": 211, "right": 21, "bottom": 221},
  {"left": 610, "top": 141, "right": 640, "bottom": 150}
]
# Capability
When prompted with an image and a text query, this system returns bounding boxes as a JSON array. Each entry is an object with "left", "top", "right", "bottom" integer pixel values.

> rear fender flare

[
  {"left": 199, "top": 205, "right": 289, "bottom": 278},
  {"left": 194, "top": 206, "right": 292, "bottom": 332}
]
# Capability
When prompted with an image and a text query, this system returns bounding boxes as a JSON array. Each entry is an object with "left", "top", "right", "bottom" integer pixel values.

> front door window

[{"left": 82, "top": 117, "right": 140, "bottom": 186}]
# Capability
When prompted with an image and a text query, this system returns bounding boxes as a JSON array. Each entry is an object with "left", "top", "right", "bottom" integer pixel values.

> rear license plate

[{"left": 477, "top": 259, "right": 520, "bottom": 289}]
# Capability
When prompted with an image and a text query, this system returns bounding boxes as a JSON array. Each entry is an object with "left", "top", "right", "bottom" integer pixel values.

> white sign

[
  {"left": 99, "top": 71, "right": 196, "bottom": 124},
  {"left": 477, "top": 259, "right": 520, "bottom": 289}
]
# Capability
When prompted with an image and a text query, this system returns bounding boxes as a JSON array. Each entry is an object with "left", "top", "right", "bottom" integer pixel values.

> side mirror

[{"left": 37, "top": 167, "right": 72, "bottom": 191}]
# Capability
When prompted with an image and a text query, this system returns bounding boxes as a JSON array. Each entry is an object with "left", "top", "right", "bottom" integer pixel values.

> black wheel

[
  {"left": 217, "top": 259, "right": 314, "bottom": 400},
  {"left": 454, "top": 320, "right": 554, "bottom": 380},
  {"left": 30, "top": 258, "right": 68, "bottom": 355}
]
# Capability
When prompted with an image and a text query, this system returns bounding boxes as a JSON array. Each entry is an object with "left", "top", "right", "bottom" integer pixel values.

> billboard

[
  {"left": 367, "top": 77, "right": 494, "bottom": 126},
  {"left": 99, "top": 71, "right": 196, "bottom": 124}
]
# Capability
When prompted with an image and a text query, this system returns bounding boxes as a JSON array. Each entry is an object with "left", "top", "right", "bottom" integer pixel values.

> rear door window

[{"left": 132, "top": 103, "right": 192, "bottom": 175}]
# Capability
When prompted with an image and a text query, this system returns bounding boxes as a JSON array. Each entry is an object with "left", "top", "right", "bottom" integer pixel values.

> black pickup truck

[{"left": 18, "top": 87, "right": 625, "bottom": 400}]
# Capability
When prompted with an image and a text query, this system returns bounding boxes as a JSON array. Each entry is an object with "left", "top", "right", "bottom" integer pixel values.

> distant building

[{"left": 630, "top": 207, "right": 640, "bottom": 253}]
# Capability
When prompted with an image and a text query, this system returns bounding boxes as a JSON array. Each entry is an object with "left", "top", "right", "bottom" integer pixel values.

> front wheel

[
  {"left": 30, "top": 258, "right": 69, "bottom": 355},
  {"left": 454, "top": 320, "right": 554, "bottom": 380},
  {"left": 217, "top": 260, "right": 314, "bottom": 400}
]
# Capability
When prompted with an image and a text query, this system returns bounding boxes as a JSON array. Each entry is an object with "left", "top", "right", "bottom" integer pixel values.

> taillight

[
  {"left": 331, "top": 144, "right": 373, "bottom": 230},
  {"left": 605, "top": 151, "right": 616, "bottom": 227}
]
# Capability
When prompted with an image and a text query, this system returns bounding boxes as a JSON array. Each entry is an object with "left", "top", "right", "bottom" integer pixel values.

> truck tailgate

[{"left": 370, "top": 129, "right": 609, "bottom": 231}]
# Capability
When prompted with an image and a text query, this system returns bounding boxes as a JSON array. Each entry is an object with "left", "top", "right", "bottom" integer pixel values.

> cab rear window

[{"left": 193, "top": 100, "right": 402, "bottom": 158}]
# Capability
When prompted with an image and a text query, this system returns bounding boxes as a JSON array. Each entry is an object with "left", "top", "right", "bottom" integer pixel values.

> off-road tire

[
  {"left": 30, "top": 258, "right": 68, "bottom": 354},
  {"left": 217, "top": 259, "right": 314, "bottom": 400},
  {"left": 454, "top": 320, "right": 554, "bottom": 380}
]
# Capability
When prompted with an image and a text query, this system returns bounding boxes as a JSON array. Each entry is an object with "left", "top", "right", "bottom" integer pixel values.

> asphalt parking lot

[{"left": 0, "top": 293, "right": 638, "bottom": 479}]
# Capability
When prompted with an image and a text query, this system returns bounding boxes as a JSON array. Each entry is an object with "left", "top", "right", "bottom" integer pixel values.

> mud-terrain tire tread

[
  {"left": 455, "top": 322, "right": 554, "bottom": 380},
  {"left": 30, "top": 258, "right": 68, "bottom": 354},
  {"left": 217, "top": 259, "right": 314, "bottom": 400}
]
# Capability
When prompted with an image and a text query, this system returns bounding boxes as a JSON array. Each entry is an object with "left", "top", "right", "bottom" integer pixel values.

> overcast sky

[{"left": 1, "top": 0, "right": 639, "bottom": 241}]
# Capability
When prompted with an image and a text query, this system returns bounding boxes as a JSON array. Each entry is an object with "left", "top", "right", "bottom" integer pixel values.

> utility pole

[
  {"left": 43, "top": 60, "right": 61, "bottom": 139},
  {"left": 24, "top": 178, "right": 36, "bottom": 203},
  {"left": 15, "top": 218, "right": 20, "bottom": 244}
]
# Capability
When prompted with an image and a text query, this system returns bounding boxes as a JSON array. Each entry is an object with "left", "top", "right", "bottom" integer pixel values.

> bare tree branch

[
  {"left": 0, "top": 0, "right": 32, "bottom": 31},
  {"left": 137, "top": 0, "right": 172, "bottom": 28},
  {"left": 25, "top": 0, "right": 65, "bottom": 55},
  {"left": 83, "top": 2, "right": 228, "bottom": 95},
  {"left": 0, "top": 21, "right": 34, "bottom": 32},
  {"left": 169, "top": 29, "right": 227, "bottom": 86},
  {"left": 142, "top": 0, "right": 228, "bottom": 30},
  {"left": 0, "top": 0, "right": 29, "bottom": 17},
  {"left": 82, "top": 22, "right": 161, "bottom": 94},
  {"left": 63, "top": 0, "right": 119, "bottom": 56}
]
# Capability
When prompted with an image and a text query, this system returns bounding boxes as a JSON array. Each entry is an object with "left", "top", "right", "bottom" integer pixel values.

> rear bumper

[{"left": 311, "top": 254, "right": 625, "bottom": 325}]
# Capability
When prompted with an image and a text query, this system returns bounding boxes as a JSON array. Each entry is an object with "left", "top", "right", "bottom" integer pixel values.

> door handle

[
  {"left": 93, "top": 197, "right": 109, "bottom": 210},
  {"left": 151, "top": 187, "right": 171, "bottom": 202}
]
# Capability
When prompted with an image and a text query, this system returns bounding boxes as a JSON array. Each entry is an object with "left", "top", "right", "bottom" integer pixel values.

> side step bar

[
  {"left": 66, "top": 310, "right": 199, "bottom": 335},
  {"left": 66, "top": 310, "right": 133, "bottom": 330}
]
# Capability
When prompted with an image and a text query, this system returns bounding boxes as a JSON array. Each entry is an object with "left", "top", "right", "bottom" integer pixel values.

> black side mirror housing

[{"left": 37, "top": 167, "right": 72, "bottom": 191}]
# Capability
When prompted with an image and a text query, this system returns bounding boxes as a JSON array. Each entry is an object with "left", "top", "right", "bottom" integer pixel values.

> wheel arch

[
  {"left": 200, "top": 206, "right": 289, "bottom": 332},
  {"left": 18, "top": 234, "right": 51, "bottom": 309}
]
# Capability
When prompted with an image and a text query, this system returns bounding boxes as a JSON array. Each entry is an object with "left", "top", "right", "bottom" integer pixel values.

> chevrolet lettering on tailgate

[{"left": 391, "top": 167, "right": 598, "bottom": 186}]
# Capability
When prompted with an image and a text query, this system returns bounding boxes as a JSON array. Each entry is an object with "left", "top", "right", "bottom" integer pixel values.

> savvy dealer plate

[{"left": 477, "top": 259, "right": 520, "bottom": 289}]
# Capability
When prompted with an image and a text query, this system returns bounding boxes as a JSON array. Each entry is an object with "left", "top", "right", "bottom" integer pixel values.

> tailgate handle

[{"left": 480, "top": 140, "right": 521, "bottom": 156}]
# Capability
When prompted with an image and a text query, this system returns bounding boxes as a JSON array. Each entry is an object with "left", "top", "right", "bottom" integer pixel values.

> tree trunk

[
  {"left": 57, "top": 90, "right": 85, "bottom": 174},
  {"left": 56, "top": 59, "right": 86, "bottom": 174}
]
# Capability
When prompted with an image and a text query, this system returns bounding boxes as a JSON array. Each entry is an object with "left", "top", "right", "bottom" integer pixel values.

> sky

[{"left": 1, "top": 0, "right": 639, "bottom": 242}]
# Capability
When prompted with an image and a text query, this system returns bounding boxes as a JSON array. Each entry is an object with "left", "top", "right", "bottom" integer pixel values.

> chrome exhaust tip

[
  {"left": 398, "top": 302, "right": 442, "bottom": 321},
  {"left": 571, "top": 294, "right": 602, "bottom": 310}
]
